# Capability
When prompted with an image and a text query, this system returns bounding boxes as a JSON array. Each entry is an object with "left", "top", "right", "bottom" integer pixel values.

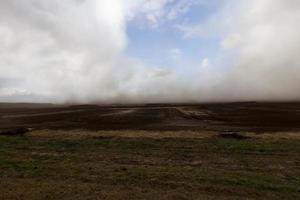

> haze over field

[{"left": 0, "top": 0, "right": 299, "bottom": 103}]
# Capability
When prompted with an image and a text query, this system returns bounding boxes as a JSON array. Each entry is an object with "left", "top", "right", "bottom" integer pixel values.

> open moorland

[
  {"left": 1, "top": 102, "right": 300, "bottom": 132},
  {"left": 0, "top": 102, "right": 300, "bottom": 199}
]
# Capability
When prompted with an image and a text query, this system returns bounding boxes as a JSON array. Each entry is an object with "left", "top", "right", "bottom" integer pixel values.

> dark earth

[
  {"left": 0, "top": 102, "right": 300, "bottom": 200},
  {"left": 1, "top": 102, "right": 300, "bottom": 132}
]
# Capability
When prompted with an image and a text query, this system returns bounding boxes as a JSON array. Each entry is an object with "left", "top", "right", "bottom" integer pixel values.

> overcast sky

[{"left": 0, "top": 0, "right": 300, "bottom": 103}]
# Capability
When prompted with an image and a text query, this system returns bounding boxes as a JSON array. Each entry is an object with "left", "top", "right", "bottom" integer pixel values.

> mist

[
  {"left": 217, "top": 0, "right": 300, "bottom": 102},
  {"left": 0, "top": 0, "right": 300, "bottom": 104}
]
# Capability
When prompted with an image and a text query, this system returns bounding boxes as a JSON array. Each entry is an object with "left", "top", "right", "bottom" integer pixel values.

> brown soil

[{"left": 1, "top": 102, "right": 300, "bottom": 132}]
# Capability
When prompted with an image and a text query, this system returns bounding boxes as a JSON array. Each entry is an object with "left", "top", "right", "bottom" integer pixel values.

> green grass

[{"left": 0, "top": 134, "right": 299, "bottom": 200}]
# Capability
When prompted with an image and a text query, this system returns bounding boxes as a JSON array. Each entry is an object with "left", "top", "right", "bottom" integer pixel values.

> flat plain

[{"left": 0, "top": 102, "right": 300, "bottom": 199}]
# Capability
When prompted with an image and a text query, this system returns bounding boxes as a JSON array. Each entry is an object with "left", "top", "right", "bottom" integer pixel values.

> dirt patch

[
  {"left": 0, "top": 128, "right": 32, "bottom": 136},
  {"left": 219, "top": 132, "right": 251, "bottom": 140}
]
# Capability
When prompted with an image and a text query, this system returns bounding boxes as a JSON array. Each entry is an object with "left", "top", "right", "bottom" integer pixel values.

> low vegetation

[{"left": 0, "top": 131, "right": 299, "bottom": 200}]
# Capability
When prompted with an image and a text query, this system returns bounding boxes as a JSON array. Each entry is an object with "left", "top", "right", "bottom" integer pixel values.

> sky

[{"left": 0, "top": 0, "right": 300, "bottom": 103}]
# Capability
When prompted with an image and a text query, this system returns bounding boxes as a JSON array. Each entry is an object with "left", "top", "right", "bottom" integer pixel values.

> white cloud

[
  {"left": 0, "top": 0, "right": 204, "bottom": 103},
  {"left": 1, "top": 0, "right": 300, "bottom": 103},
  {"left": 169, "top": 48, "right": 182, "bottom": 59},
  {"left": 221, "top": 34, "right": 242, "bottom": 49},
  {"left": 219, "top": 0, "right": 300, "bottom": 101},
  {"left": 175, "top": 13, "right": 222, "bottom": 39},
  {"left": 167, "top": 0, "right": 204, "bottom": 20},
  {"left": 0, "top": 0, "right": 128, "bottom": 103},
  {"left": 175, "top": 0, "right": 300, "bottom": 102},
  {"left": 200, "top": 58, "right": 209, "bottom": 69},
  {"left": 128, "top": 0, "right": 204, "bottom": 27},
  {"left": 0, "top": 88, "right": 30, "bottom": 97},
  {"left": 124, "top": 0, "right": 172, "bottom": 26}
]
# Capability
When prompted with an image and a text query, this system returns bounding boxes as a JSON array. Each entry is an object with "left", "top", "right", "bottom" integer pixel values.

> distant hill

[{"left": 0, "top": 103, "right": 58, "bottom": 109}]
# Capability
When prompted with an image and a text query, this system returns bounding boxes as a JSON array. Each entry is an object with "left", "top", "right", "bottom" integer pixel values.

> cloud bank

[
  {"left": 218, "top": 0, "right": 300, "bottom": 101},
  {"left": 0, "top": 0, "right": 300, "bottom": 103}
]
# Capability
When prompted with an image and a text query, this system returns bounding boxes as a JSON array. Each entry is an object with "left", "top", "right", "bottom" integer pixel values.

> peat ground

[
  {"left": 1, "top": 102, "right": 300, "bottom": 132},
  {"left": 0, "top": 102, "right": 300, "bottom": 199}
]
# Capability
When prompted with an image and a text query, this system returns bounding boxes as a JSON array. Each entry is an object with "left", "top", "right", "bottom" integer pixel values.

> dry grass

[
  {"left": 0, "top": 130, "right": 300, "bottom": 200},
  {"left": 28, "top": 130, "right": 300, "bottom": 140},
  {"left": 28, "top": 130, "right": 216, "bottom": 139},
  {"left": 253, "top": 132, "right": 300, "bottom": 140}
]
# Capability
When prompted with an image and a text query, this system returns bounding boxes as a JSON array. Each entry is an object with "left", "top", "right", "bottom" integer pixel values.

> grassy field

[{"left": 0, "top": 131, "right": 299, "bottom": 200}]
